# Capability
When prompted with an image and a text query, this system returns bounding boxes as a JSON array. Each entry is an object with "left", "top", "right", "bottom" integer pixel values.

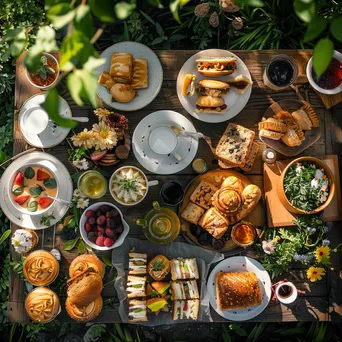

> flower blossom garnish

[
  {"left": 92, "top": 121, "right": 118, "bottom": 150},
  {"left": 262, "top": 236, "right": 280, "bottom": 255},
  {"left": 315, "top": 245, "right": 330, "bottom": 263},
  {"left": 307, "top": 266, "right": 325, "bottom": 282},
  {"left": 72, "top": 158, "right": 89, "bottom": 171},
  {"left": 219, "top": 0, "right": 240, "bottom": 12},
  {"left": 194, "top": 3, "right": 210, "bottom": 17},
  {"left": 71, "top": 129, "right": 96, "bottom": 149},
  {"left": 73, "top": 189, "right": 81, "bottom": 198},
  {"left": 209, "top": 11, "right": 219, "bottom": 27},
  {"left": 232, "top": 17, "right": 243, "bottom": 30},
  {"left": 322, "top": 239, "right": 330, "bottom": 246},
  {"left": 94, "top": 108, "right": 112, "bottom": 121},
  {"left": 77, "top": 197, "right": 89, "bottom": 209}
]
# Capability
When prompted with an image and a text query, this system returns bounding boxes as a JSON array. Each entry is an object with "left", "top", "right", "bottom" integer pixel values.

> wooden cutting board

[
  {"left": 264, "top": 155, "right": 342, "bottom": 227},
  {"left": 314, "top": 90, "right": 342, "bottom": 109}
]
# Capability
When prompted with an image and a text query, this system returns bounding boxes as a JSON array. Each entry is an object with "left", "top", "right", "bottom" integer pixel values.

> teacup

[
  {"left": 275, "top": 281, "right": 298, "bottom": 304},
  {"left": 148, "top": 126, "right": 182, "bottom": 161},
  {"left": 21, "top": 107, "right": 49, "bottom": 135}
]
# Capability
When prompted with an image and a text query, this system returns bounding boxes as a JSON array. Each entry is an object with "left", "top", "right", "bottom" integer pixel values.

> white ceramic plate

[
  {"left": 207, "top": 256, "right": 271, "bottom": 321},
  {"left": 19, "top": 93, "right": 72, "bottom": 148},
  {"left": 177, "top": 49, "right": 252, "bottom": 123},
  {"left": 96, "top": 41, "right": 163, "bottom": 111},
  {"left": 0, "top": 152, "right": 73, "bottom": 229},
  {"left": 132, "top": 110, "right": 199, "bottom": 174}
]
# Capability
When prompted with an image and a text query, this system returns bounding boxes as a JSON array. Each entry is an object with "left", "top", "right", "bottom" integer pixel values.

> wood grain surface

[{"left": 8, "top": 50, "right": 342, "bottom": 323}]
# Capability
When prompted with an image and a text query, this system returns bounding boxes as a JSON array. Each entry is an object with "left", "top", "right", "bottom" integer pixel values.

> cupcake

[
  {"left": 23, "top": 250, "right": 59, "bottom": 286},
  {"left": 11, "top": 229, "right": 39, "bottom": 254},
  {"left": 25, "top": 287, "right": 60, "bottom": 322}
]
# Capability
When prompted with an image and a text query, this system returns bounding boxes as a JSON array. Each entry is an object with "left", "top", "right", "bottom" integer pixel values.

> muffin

[
  {"left": 25, "top": 287, "right": 60, "bottom": 322},
  {"left": 23, "top": 250, "right": 59, "bottom": 286},
  {"left": 11, "top": 229, "right": 39, "bottom": 254}
]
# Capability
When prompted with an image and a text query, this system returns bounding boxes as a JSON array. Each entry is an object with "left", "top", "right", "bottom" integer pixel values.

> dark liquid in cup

[
  {"left": 161, "top": 182, "right": 184, "bottom": 205},
  {"left": 268, "top": 60, "right": 294, "bottom": 87},
  {"left": 312, "top": 58, "right": 342, "bottom": 90},
  {"left": 278, "top": 285, "right": 292, "bottom": 298}
]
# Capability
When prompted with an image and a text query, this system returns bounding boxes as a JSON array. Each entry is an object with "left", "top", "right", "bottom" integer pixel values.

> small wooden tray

[
  {"left": 179, "top": 169, "right": 264, "bottom": 253},
  {"left": 264, "top": 155, "right": 342, "bottom": 227},
  {"left": 259, "top": 99, "right": 321, "bottom": 157}
]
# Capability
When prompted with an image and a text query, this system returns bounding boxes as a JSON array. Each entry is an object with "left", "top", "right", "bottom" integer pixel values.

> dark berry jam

[
  {"left": 313, "top": 58, "right": 342, "bottom": 90},
  {"left": 268, "top": 60, "right": 294, "bottom": 87}
]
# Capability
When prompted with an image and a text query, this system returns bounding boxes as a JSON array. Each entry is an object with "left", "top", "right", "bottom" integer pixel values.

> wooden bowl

[{"left": 278, "top": 156, "right": 335, "bottom": 215}]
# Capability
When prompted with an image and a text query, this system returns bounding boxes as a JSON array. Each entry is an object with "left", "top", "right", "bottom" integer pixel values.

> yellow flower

[
  {"left": 94, "top": 108, "right": 112, "bottom": 121},
  {"left": 71, "top": 129, "right": 96, "bottom": 149},
  {"left": 307, "top": 266, "right": 325, "bottom": 282},
  {"left": 92, "top": 121, "right": 118, "bottom": 150},
  {"left": 315, "top": 245, "right": 330, "bottom": 263}
]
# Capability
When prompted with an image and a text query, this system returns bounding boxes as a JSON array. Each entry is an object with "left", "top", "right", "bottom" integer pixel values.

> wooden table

[{"left": 9, "top": 50, "right": 342, "bottom": 323}]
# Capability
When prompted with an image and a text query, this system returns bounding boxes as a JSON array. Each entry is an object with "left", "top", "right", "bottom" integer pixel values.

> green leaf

[
  {"left": 24, "top": 167, "right": 35, "bottom": 179},
  {"left": 114, "top": 1, "right": 136, "bottom": 20},
  {"left": 67, "top": 72, "right": 84, "bottom": 106},
  {"left": 40, "top": 68, "right": 47, "bottom": 80},
  {"left": 29, "top": 185, "right": 44, "bottom": 197},
  {"left": 0, "top": 151, "right": 9, "bottom": 164},
  {"left": 88, "top": 0, "right": 117, "bottom": 23},
  {"left": 139, "top": 10, "right": 156, "bottom": 25},
  {"left": 303, "top": 16, "right": 326, "bottom": 42},
  {"left": 64, "top": 237, "right": 79, "bottom": 251},
  {"left": 330, "top": 16, "right": 342, "bottom": 43},
  {"left": 77, "top": 239, "right": 86, "bottom": 253},
  {"left": 78, "top": 69, "right": 98, "bottom": 107},
  {"left": 9, "top": 30, "right": 28, "bottom": 57},
  {"left": 74, "top": 4, "right": 94, "bottom": 39},
  {"left": 43, "top": 178, "right": 57, "bottom": 189},
  {"left": 24, "top": 47, "right": 43, "bottom": 72},
  {"left": 0, "top": 28, "right": 25, "bottom": 43},
  {"left": 156, "top": 22, "right": 164, "bottom": 37},
  {"left": 47, "top": 3, "right": 76, "bottom": 29},
  {"left": 12, "top": 185, "right": 24, "bottom": 196},
  {"left": 83, "top": 56, "right": 106, "bottom": 70},
  {"left": 168, "top": 34, "right": 186, "bottom": 42},
  {"left": 0, "top": 230, "right": 11, "bottom": 245},
  {"left": 27, "top": 198, "right": 38, "bottom": 212},
  {"left": 123, "top": 21, "right": 130, "bottom": 41},
  {"left": 42, "top": 88, "right": 78, "bottom": 128},
  {"left": 234, "top": 0, "right": 264, "bottom": 6},
  {"left": 294, "top": 0, "right": 316, "bottom": 23},
  {"left": 36, "top": 26, "right": 58, "bottom": 51},
  {"left": 101, "top": 256, "right": 112, "bottom": 266},
  {"left": 59, "top": 30, "right": 96, "bottom": 72},
  {"left": 147, "top": 0, "right": 163, "bottom": 8},
  {"left": 170, "top": 0, "right": 191, "bottom": 23},
  {"left": 151, "top": 36, "right": 167, "bottom": 45},
  {"left": 313, "top": 38, "right": 334, "bottom": 78}
]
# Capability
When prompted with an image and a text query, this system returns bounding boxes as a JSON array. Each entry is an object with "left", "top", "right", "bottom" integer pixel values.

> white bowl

[
  {"left": 109, "top": 166, "right": 158, "bottom": 206},
  {"left": 25, "top": 52, "right": 60, "bottom": 90},
  {"left": 306, "top": 50, "right": 342, "bottom": 95},
  {"left": 80, "top": 202, "right": 130, "bottom": 251},
  {"left": 8, "top": 164, "right": 58, "bottom": 216}
]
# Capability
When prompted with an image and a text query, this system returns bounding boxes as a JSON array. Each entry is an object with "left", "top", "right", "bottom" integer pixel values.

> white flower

[
  {"left": 73, "top": 158, "right": 89, "bottom": 171},
  {"left": 73, "top": 189, "right": 81, "bottom": 198},
  {"left": 77, "top": 197, "right": 89, "bottom": 209}
]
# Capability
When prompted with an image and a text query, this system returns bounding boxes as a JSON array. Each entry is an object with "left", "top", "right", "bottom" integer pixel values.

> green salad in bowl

[{"left": 283, "top": 161, "right": 330, "bottom": 212}]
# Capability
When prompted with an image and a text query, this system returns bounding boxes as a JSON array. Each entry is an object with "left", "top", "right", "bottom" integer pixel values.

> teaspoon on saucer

[{"left": 171, "top": 126, "right": 203, "bottom": 139}]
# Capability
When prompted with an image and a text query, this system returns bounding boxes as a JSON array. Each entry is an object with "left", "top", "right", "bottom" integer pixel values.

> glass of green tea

[{"left": 78, "top": 170, "right": 107, "bottom": 199}]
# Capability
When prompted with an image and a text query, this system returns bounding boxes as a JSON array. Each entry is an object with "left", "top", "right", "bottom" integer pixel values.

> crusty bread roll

[
  {"left": 69, "top": 254, "right": 105, "bottom": 279},
  {"left": 110, "top": 83, "right": 136, "bottom": 103},
  {"left": 196, "top": 57, "right": 237, "bottom": 76},
  {"left": 67, "top": 272, "right": 103, "bottom": 307},
  {"left": 65, "top": 296, "right": 102, "bottom": 322},
  {"left": 196, "top": 96, "right": 227, "bottom": 113},
  {"left": 221, "top": 176, "right": 244, "bottom": 193}
]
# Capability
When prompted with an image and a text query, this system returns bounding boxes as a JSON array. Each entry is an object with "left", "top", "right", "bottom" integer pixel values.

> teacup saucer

[
  {"left": 19, "top": 93, "right": 72, "bottom": 148},
  {"left": 132, "top": 110, "right": 199, "bottom": 174}
]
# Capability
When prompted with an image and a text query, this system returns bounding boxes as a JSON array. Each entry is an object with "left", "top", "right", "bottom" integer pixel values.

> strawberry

[
  {"left": 14, "top": 195, "right": 30, "bottom": 205},
  {"left": 14, "top": 172, "right": 24, "bottom": 186},
  {"left": 85, "top": 210, "right": 95, "bottom": 218},
  {"left": 37, "top": 169, "right": 50, "bottom": 181},
  {"left": 95, "top": 236, "right": 105, "bottom": 247},
  {"left": 84, "top": 223, "right": 92, "bottom": 232},
  {"left": 38, "top": 197, "right": 54, "bottom": 209},
  {"left": 104, "top": 237, "right": 114, "bottom": 247}
]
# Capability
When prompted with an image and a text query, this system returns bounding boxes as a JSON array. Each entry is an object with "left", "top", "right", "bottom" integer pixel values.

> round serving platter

[
  {"left": 0, "top": 152, "right": 73, "bottom": 229},
  {"left": 207, "top": 256, "right": 272, "bottom": 321},
  {"left": 176, "top": 49, "right": 252, "bottom": 123},
  {"left": 179, "top": 169, "right": 263, "bottom": 255}
]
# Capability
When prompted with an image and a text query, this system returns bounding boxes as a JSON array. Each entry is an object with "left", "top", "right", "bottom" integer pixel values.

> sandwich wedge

[
  {"left": 172, "top": 300, "right": 199, "bottom": 320},
  {"left": 196, "top": 57, "right": 237, "bottom": 76},
  {"left": 196, "top": 96, "right": 227, "bottom": 113},
  {"left": 197, "top": 79, "right": 229, "bottom": 97}
]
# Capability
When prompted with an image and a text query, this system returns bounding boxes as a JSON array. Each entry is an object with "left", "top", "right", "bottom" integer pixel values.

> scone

[
  {"left": 259, "top": 129, "right": 283, "bottom": 141},
  {"left": 190, "top": 180, "right": 218, "bottom": 210},
  {"left": 181, "top": 202, "right": 205, "bottom": 225},
  {"left": 281, "top": 128, "right": 301, "bottom": 147},
  {"left": 258, "top": 117, "right": 287, "bottom": 133},
  {"left": 291, "top": 109, "right": 312, "bottom": 130},
  {"left": 198, "top": 208, "right": 229, "bottom": 239}
]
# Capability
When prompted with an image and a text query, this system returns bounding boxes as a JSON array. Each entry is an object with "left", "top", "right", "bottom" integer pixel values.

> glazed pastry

[
  {"left": 221, "top": 176, "right": 244, "bottom": 193},
  {"left": 258, "top": 117, "right": 287, "bottom": 133},
  {"left": 25, "top": 287, "right": 60, "bottom": 322},
  {"left": 69, "top": 254, "right": 105, "bottom": 279},
  {"left": 226, "top": 74, "right": 252, "bottom": 94},
  {"left": 129, "top": 251, "right": 147, "bottom": 275},
  {"left": 131, "top": 58, "right": 148, "bottom": 89},
  {"left": 291, "top": 109, "right": 312, "bottom": 130},
  {"left": 23, "top": 250, "right": 59, "bottom": 286},
  {"left": 212, "top": 188, "right": 242, "bottom": 214},
  {"left": 128, "top": 299, "right": 148, "bottom": 322},
  {"left": 259, "top": 129, "right": 283, "bottom": 141},
  {"left": 67, "top": 272, "right": 103, "bottom": 307},
  {"left": 110, "top": 52, "right": 133, "bottom": 83},
  {"left": 65, "top": 296, "right": 102, "bottom": 322},
  {"left": 170, "top": 258, "right": 199, "bottom": 281},
  {"left": 190, "top": 180, "right": 218, "bottom": 210},
  {"left": 240, "top": 142, "right": 259, "bottom": 172},
  {"left": 216, "top": 272, "right": 262, "bottom": 310},
  {"left": 301, "top": 104, "right": 319, "bottom": 128},
  {"left": 215, "top": 123, "right": 255, "bottom": 168},
  {"left": 148, "top": 255, "right": 170, "bottom": 281},
  {"left": 281, "top": 128, "right": 301, "bottom": 147},
  {"left": 181, "top": 202, "right": 205, "bottom": 225},
  {"left": 198, "top": 207, "right": 229, "bottom": 239},
  {"left": 98, "top": 71, "right": 116, "bottom": 89},
  {"left": 11, "top": 229, "right": 38, "bottom": 254},
  {"left": 172, "top": 300, "right": 199, "bottom": 320},
  {"left": 126, "top": 276, "right": 146, "bottom": 298}
]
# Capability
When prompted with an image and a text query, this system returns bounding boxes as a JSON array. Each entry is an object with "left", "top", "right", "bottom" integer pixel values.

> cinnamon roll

[{"left": 212, "top": 188, "right": 242, "bottom": 214}]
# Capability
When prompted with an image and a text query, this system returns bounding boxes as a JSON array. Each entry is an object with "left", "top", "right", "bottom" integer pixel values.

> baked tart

[
  {"left": 259, "top": 129, "right": 284, "bottom": 141},
  {"left": 258, "top": 117, "right": 287, "bottom": 133},
  {"left": 65, "top": 296, "right": 102, "bottom": 322},
  {"left": 23, "top": 250, "right": 59, "bottom": 286}
]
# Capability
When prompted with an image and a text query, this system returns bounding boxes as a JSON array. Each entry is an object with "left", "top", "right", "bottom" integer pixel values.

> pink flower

[
  {"left": 262, "top": 240, "right": 275, "bottom": 255},
  {"left": 232, "top": 17, "right": 244, "bottom": 30},
  {"left": 209, "top": 12, "right": 219, "bottom": 28},
  {"left": 194, "top": 3, "right": 210, "bottom": 17}
]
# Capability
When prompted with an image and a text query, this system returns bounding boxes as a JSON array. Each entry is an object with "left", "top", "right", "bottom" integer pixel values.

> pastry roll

[
  {"left": 259, "top": 129, "right": 283, "bottom": 141},
  {"left": 258, "top": 117, "right": 287, "bottom": 133},
  {"left": 98, "top": 71, "right": 116, "bottom": 89},
  {"left": 226, "top": 74, "right": 252, "bottom": 94},
  {"left": 198, "top": 207, "right": 229, "bottom": 239},
  {"left": 131, "top": 58, "right": 148, "bottom": 89},
  {"left": 110, "top": 52, "right": 133, "bottom": 83},
  {"left": 213, "top": 188, "right": 242, "bottom": 214},
  {"left": 281, "top": 128, "right": 301, "bottom": 147},
  {"left": 291, "top": 109, "right": 312, "bottom": 130},
  {"left": 301, "top": 103, "right": 319, "bottom": 127},
  {"left": 216, "top": 272, "right": 262, "bottom": 310}
]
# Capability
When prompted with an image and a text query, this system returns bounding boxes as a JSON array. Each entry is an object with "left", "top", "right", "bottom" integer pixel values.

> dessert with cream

[{"left": 11, "top": 229, "right": 38, "bottom": 254}]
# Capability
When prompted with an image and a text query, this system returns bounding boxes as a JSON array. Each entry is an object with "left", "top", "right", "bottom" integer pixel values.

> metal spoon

[
  {"left": 171, "top": 126, "right": 204, "bottom": 139},
  {"left": 61, "top": 116, "right": 89, "bottom": 123},
  {"left": 44, "top": 193, "right": 73, "bottom": 207}
]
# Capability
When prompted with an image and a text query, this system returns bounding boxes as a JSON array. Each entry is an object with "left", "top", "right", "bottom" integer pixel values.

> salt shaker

[{"left": 262, "top": 148, "right": 277, "bottom": 164}]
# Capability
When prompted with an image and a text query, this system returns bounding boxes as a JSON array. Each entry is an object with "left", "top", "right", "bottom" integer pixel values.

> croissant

[
  {"left": 221, "top": 176, "right": 244, "bottom": 193},
  {"left": 198, "top": 208, "right": 229, "bottom": 239}
]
